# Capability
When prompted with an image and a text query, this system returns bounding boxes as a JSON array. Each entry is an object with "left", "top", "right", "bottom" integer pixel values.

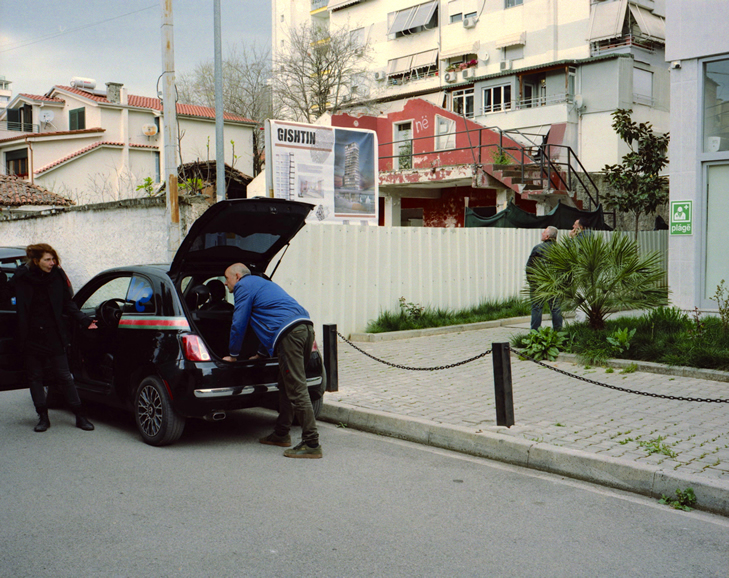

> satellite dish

[
  {"left": 40, "top": 110, "right": 54, "bottom": 123},
  {"left": 142, "top": 124, "right": 159, "bottom": 136}
]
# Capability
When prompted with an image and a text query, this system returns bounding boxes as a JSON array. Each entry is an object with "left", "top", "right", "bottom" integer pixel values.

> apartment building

[
  {"left": 665, "top": 0, "right": 729, "bottom": 312},
  {"left": 274, "top": 0, "right": 669, "bottom": 226}
]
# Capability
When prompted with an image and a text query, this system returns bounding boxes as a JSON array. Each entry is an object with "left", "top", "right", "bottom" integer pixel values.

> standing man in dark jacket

[
  {"left": 10, "top": 244, "right": 97, "bottom": 432},
  {"left": 222, "top": 263, "right": 322, "bottom": 459},
  {"left": 526, "top": 226, "right": 563, "bottom": 331}
]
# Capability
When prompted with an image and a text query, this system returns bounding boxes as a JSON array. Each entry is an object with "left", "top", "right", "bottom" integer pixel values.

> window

[
  {"left": 452, "top": 88, "right": 474, "bottom": 118},
  {"left": 154, "top": 151, "right": 161, "bottom": 183},
  {"left": 435, "top": 115, "right": 456, "bottom": 150},
  {"left": 80, "top": 276, "right": 133, "bottom": 313},
  {"left": 503, "top": 45, "right": 524, "bottom": 61},
  {"left": 69, "top": 107, "right": 85, "bottom": 131},
  {"left": 633, "top": 67, "right": 653, "bottom": 105},
  {"left": 506, "top": 0, "right": 523, "bottom": 7},
  {"left": 388, "top": 1, "right": 438, "bottom": 38},
  {"left": 483, "top": 85, "right": 512, "bottom": 113},
  {"left": 5, "top": 149, "right": 28, "bottom": 178},
  {"left": 704, "top": 59, "right": 729, "bottom": 153},
  {"left": 350, "top": 27, "right": 365, "bottom": 50},
  {"left": 5, "top": 104, "right": 33, "bottom": 132},
  {"left": 450, "top": 12, "right": 462, "bottom": 23},
  {"left": 705, "top": 164, "right": 729, "bottom": 297}
]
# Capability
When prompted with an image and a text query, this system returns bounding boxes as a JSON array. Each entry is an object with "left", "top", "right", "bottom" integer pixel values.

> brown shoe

[
  {"left": 259, "top": 432, "right": 292, "bottom": 447},
  {"left": 283, "top": 442, "right": 322, "bottom": 459}
]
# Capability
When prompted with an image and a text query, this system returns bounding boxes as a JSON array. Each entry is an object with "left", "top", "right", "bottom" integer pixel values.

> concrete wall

[{"left": 0, "top": 201, "right": 668, "bottom": 337}]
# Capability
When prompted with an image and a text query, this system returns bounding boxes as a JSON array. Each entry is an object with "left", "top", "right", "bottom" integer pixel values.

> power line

[{"left": 0, "top": 5, "right": 157, "bottom": 54}]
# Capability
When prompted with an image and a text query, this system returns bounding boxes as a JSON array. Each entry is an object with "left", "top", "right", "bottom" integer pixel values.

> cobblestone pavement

[{"left": 333, "top": 321, "right": 729, "bottom": 483}]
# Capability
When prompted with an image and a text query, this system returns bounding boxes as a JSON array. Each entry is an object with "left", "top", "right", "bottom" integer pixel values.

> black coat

[{"left": 10, "top": 265, "right": 92, "bottom": 351}]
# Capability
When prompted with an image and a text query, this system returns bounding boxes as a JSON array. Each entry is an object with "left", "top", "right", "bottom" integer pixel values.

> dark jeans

[
  {"left": 274, "top": 324, "right": 318, "bottom": 446},
  {"left": 530, "top": 294, "right": 563, "bottom": 331},
  {"left": 25, "top": 354, "right": 81, "bottom": 411}
]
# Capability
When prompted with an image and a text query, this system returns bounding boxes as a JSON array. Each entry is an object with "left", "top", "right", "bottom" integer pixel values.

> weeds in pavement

[
  {"left": 639, "top": 436, "right": 677, "bottom": 458},
  {"left": 659, "top": 488, "right": 696, "bottom": 511}
]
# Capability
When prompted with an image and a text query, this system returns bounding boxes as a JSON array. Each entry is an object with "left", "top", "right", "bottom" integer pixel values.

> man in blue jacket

[{"left": 222, "top": 263, "right": 321, "bottom": 459}]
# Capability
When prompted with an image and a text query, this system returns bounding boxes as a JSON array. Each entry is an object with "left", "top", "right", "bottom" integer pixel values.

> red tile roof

[
  {"left": 35, "top": 141, "right": 125, "bottom": 175},
  {"left": 17, "top": 93, "right": 65, "bottom": 103},
  {"left": 54, "top": 86, "right": 255, "bottom": 123},
  {"left": 0, "top": 174, "right": 75, "bottom": 207},
  {"left": 0, "top": 127, "right": 105, "bottom": 145}
]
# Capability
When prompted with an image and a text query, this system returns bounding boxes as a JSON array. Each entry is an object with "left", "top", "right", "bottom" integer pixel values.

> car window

[
  {"left": 125, "top": 275, "right": 155, "bottom": 314},
  {"left": 80, "top": 276, "right": 132, "bottom": 312},
  {"left": 0, "top": 256, "right": 23, "bottom": 311},
  {"left": 189, "top": 232, "right": 280, "bottom": 255}
]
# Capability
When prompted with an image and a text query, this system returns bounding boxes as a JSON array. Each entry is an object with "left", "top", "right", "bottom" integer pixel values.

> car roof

[{"left": 0, "top": 247, "right": 26, "bottom": 260}]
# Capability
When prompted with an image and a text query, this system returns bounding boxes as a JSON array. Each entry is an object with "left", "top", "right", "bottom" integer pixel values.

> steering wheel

[{"left": 97, "top": 298, "right": 126, "bottom": 327}]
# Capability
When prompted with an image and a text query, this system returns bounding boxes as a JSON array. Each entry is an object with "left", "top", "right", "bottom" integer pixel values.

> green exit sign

[{"left": 670, "top": 200, "right": 693, "bottom": 235}]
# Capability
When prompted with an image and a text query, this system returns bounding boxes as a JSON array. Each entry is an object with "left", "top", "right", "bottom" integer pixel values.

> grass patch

[{"left": 366, "top": 296, "right": 530, "bottom": 333}]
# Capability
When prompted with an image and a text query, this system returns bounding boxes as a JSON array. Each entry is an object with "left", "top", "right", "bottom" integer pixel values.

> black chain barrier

[
  {"left": 337, "top": 331, "right": 491, "bottom": 371},
  {"left": 511, "top": 346, "right": 729, "bottom": 404}
]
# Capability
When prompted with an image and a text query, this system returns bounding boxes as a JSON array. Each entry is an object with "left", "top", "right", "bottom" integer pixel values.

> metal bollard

[
  {"left": 323, "top": 324, "right": 339, "bottom": 392},
  {"left": 492, "top": 342, "right": 515, "bottom": 427}
]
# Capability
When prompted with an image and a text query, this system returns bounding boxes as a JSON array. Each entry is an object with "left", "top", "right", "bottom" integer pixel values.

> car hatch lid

[{"left": 169, "top": 198, "right": 313, "bottom": 278}]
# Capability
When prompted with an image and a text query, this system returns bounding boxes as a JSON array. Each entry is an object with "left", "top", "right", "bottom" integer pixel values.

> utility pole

[
  {"left": 214, "top": 0, "right": 225, "bottom": 202},
  {"left": 161, "top": 0, "right": 181, "bottom": 260}
]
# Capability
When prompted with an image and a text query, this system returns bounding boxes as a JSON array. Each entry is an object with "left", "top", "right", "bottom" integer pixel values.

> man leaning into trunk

[{"left": 222, "top": 263, "right": 322, "bottom": 459}]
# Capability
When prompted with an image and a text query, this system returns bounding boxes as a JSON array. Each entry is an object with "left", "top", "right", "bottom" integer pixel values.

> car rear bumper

[{"left": 193, "top": 376, "right": 323, "bottom": 398}]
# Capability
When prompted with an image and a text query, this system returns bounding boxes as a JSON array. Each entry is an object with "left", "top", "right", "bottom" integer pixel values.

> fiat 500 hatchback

[{"left": 0, "top": 199, "right": 325, "bottom": 446}]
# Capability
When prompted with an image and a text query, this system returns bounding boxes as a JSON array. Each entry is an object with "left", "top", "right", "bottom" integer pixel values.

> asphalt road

[{"left": 1, "top": 389, "right": 728, "bottom": 578}]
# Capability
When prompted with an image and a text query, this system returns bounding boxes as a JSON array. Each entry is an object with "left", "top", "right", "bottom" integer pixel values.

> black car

[{"left": 0, "top": 199, "right": 326, "bottom": 446}]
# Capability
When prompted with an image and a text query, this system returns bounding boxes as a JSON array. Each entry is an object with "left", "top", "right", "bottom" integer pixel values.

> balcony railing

[
  {"left": 590, "top": 33, "right": 661, "bottom": 55},
  {"left": 481, "top": 93, "right": 572, "bottom": 115},
  {"left": 0, "top": 120, "right": 39, "bottom": 133},
  {"left": 311, "top": 0, "right": 328, "bottom": 10}
]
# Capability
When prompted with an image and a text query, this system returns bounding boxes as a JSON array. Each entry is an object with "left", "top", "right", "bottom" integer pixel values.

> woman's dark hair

[{"left": 26, "top": 243, "right": 60, "bottom": 268}]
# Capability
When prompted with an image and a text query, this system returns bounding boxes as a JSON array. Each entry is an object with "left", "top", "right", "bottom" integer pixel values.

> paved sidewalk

[{"left": 321, "top": 319, "right": 729, "bottom": 515}]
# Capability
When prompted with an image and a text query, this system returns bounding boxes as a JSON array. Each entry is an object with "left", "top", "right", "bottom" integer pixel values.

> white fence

[
  {"left": 0, "top": 200, "right": 668, "bottom": 338},
  {"left": 272, "top": 226, "right": 668, "bottom": 337}
]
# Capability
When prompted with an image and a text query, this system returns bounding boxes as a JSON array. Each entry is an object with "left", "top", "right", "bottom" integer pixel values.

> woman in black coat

[{"left": 11, "top": 243, "right": 97, "bottom": 432}]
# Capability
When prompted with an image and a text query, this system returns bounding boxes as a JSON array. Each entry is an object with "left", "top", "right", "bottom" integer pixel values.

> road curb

[{"left": 320, "top": 400, "right": 729, "bottom": 517}]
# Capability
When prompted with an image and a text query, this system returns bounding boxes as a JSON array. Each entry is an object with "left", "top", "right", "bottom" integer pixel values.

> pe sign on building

[
  {"left": 265, "top": 120, "right": 378, "bottom": 225},
  {"left": 670, "top": 200, "right": 693, "bottom": 235}
]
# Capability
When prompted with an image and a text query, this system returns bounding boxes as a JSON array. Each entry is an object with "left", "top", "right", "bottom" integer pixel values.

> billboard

[{"left": 265, "top": 120, "right": 378, "bottom": 225}]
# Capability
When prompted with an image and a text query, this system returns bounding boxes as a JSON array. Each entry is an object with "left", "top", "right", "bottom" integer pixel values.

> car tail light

[{"left": 182, "top": 334, "right": 211, "bottom": 361}]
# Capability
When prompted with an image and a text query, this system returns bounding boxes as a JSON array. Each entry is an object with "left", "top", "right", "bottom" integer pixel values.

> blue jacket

[{"left": 229, "top": 274, "right": 311, "bottom": 358}]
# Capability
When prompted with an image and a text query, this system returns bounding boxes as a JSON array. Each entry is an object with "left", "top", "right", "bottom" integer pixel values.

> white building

[
  {"left": 273, "top": 0, "right": 668, "bottom": 174},
  {"left": 665, "top": 1, "right": 729, "bottom": 312},
  {"left": 0, "top": 77, "right": 11, "bottom": 111},
  {"left": 0, "top": 79, "right": 256, "bottom": 205}
]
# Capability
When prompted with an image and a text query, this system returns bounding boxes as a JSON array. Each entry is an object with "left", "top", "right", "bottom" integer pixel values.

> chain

[
  {"left": 337, "top": 331, "right": 491, "bottom": 371},
  {"left": 511, "top": 347, "right": 729, "bottom": 403}
]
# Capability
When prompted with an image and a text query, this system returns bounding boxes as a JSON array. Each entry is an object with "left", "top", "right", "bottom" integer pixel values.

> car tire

[{"left": 134, "top": 376, "right": 185, "bottom": 446}]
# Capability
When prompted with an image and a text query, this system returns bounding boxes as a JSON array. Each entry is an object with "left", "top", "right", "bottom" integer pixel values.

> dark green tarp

[{"left": 465, "top": 201, "right": 612, "bottom": 230}]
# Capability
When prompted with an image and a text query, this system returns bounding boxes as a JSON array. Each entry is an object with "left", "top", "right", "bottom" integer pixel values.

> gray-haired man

[{"left": 526, "top": 226, "right": 563, "bottom": 331}]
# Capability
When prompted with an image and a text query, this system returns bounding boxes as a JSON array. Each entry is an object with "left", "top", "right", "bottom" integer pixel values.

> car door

[
  {"left": 0, "top": 251, "right": 25, "bottom": 392},
  {"left": 70, "top": 274, "right": 134, "bottom": 393}
]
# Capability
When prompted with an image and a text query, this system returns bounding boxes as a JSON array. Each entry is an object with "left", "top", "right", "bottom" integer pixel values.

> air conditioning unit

[
  {"left": 500, "top": 60, "right": 512, "bottom": 71},
  {"left": 374, "top": 70, "right": 387, "bottom": 81},
  {"left": 444, "top": 71, "right": 458, "bottom": 83},
  {"left": 463, "top": 16, "right": 478, "bottom": 28},
  {"left": 142, "top": 123, "right": 159, "bottom": 136},
  {"left": 708, "top": 136, "right": 729, "bottom": 152},
  {"left": 462, "top": 68, "right": 476, "bottom": 80}
]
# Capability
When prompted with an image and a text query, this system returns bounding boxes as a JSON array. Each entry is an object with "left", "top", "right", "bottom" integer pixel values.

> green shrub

[{"left": 516, "top": 327, "right": 568, "bottom": 361}]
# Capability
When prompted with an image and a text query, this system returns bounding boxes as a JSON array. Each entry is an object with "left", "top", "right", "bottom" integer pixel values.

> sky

[{"left": 0, "top": 0, "right": 272, "bottom": 100}]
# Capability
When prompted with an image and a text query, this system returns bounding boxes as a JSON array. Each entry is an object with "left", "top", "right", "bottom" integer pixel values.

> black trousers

[{"left": 25, "top": 354, "right": 81, "bottom": 411}]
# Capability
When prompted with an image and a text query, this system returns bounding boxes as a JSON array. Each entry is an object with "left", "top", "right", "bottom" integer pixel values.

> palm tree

[{"left": 525, "top": 233, "right": 667, "bottom": 330}]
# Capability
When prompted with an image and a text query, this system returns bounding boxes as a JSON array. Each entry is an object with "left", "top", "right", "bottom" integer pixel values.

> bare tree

[
  {"left": 272, "top": 22, "right": 372, "bottom": 123},
  {"left": 178, "top": 41, "right": 272, "bottom": 176}
]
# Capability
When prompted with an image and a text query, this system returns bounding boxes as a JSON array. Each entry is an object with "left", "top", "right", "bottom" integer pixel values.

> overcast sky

[{"left": 0, "top": 0, "right": 271, "bottom": 100}]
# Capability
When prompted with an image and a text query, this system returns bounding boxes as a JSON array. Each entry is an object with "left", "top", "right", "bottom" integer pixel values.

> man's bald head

[{"left": 224, "top": 263, "right": 251, "bottom": 292}]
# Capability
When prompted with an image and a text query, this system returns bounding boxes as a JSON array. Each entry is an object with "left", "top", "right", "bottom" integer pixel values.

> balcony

[
  {"left": 311, "top": 0, "right": 328, "bottom": 11},
  {"left": 481, "top": 93, "right": 573, "bottom": 116},
  {"left": 0, "top": 120, "right": 40, "bottom": 133},
  {"left": 590, "top": 33, "right": 661, "bottom": 56}
]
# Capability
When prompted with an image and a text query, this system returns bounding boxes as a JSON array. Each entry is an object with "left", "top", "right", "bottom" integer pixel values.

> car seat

[
  {"left": 202, "top": 279, "right": 233, "bottom": 311},
  {"left": 185, "top": 284, "right": 210, "bottom": 310}
]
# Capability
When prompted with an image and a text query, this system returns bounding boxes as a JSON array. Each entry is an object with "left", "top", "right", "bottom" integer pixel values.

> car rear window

[{"left": 188, "top": 232, "right": 281, "bottom": 255}]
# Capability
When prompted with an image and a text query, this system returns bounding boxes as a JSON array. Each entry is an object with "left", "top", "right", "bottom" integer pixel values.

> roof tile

[{"left": 0, "top": 175, "right": 75, "bottom": 207}]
